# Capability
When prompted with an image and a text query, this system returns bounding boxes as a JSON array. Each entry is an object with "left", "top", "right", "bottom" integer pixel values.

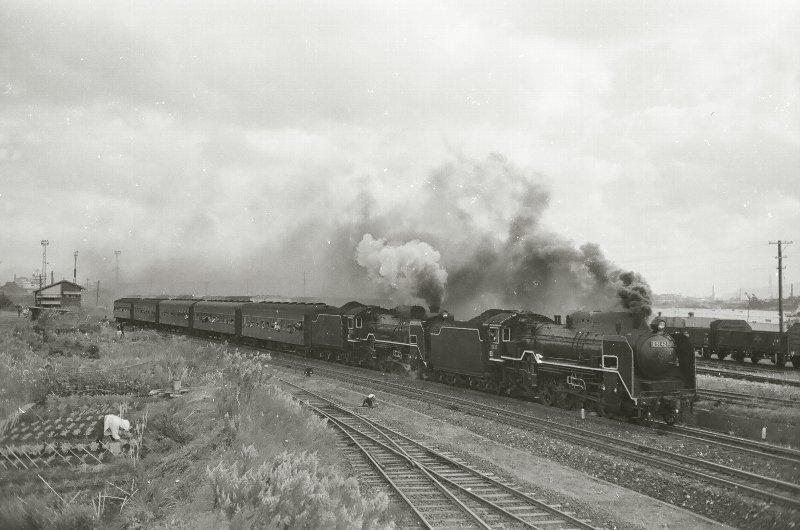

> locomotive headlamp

[{"left": 651, "top": 319, "right": 667, "bottom": 332}]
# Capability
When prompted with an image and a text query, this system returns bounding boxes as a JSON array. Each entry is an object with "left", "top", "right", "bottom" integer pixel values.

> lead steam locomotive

[{"left": 115, "top": 297, "right": 695, "bottom": 424}]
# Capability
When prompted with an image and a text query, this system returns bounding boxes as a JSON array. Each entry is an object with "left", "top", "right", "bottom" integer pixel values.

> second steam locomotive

[{"left": 115, "top": 297, "right": 695, "bottom": 424}]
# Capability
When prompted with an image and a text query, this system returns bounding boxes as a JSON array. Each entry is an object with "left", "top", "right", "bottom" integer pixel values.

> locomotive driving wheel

[
  {"left": 540, "top": 380, "right": 557, "bottom": 406},
  {"left": 662, "top": 411, "right": 678, "bottom": 425},
  {"left": 553, "top": 381, "right": 569, "bottom": 409},
  {"left": 377, "top": 357, "right": 389, "bottom": 373},
  {"left": 592, "top": 401, "right": 608, "bottom": 418}
]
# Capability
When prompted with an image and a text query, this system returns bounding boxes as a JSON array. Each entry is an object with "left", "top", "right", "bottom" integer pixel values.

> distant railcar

[
  {"left": 192, "top": 301, "right": 242, "bottom": 337},
  {"left": 159, "top": 299, "right": 196, "bottom": 330},
  {"left": 240, "top": 302, "right": 330, "bottom": 352},
  {"left": 788, "top": 323, "right": 800, "bottom": 368},
  {"left": 132, "top": 298, "right": 163, "bottom": 325},
  {"left": 113, "top": 298, "right": 137, "bottom": 322},
  {"left": 708, "top": 320, "right": 753, "bottom": 362},
  {"left": 660, "top": 316, "right": 715, "bottom": 357}
]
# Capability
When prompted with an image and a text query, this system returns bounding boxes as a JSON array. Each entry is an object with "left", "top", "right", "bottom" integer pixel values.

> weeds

[
  {"left": 208, "top": 449, "right": 391, "bottom": 529},
  {"left": 203, "top": 351, "right": 392, "bottom": 528},
  {"left": 0, "top": 496, "right": 96, "bottom": 530}
]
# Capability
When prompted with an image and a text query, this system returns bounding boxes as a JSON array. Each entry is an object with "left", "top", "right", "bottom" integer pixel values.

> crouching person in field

[{"left": 92, "top": 414, "right": 132, "bottom": 448}]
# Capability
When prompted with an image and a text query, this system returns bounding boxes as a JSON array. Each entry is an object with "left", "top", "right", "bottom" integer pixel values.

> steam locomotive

[{"left": 115, "top": 297, "right": 696, "bottom": 424}]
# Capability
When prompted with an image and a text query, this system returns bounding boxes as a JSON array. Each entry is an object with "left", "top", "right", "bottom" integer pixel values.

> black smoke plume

[{"left": 287, "top": 153, "right": 652, "bottom": 317}]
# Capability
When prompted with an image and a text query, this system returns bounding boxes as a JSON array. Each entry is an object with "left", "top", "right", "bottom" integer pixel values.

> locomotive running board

[{"left": 527, "top": 351, "right": 637, "bottom": 404}]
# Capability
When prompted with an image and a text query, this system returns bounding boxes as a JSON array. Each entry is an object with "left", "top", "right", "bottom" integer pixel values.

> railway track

[
  {"left": 697, "top": 388, "right": 798, "bottom": 408},
  {"left": 653, "top": 423, "right": 800, "bottom": 464},
  {"left": 174, "top": 333, "right": 800, "bottom": 510},
  {"left": 266, "top": 355, "right": 800, "bottom": 511},
  {"left": 696, "top": 356, "right": 799, "bottom": 373},
  {"left": 282, "top": 379, "right": 596, "bottom": 530},
  {"left": 696, "top": 365, "right": 800, "bottom": 387}
]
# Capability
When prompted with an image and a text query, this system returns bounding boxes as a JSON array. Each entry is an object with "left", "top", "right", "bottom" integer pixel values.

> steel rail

[
  {"left": 297, "top": 392, "right": 495, "bottom": 529},
  {"left": 697, "top": 388, "right": 797, "bottom": 407},
  {"left": 180, "top": 334, "right": 800, "bottom": 508},
  {"left": 285, "top": 380, "right": 595, "bottom": 530},
  {"left": 273, "top": 359, "right": 800, "bottom": 510},
  {"left": 268, "top": 350, "right": 800, "bottom": 462},
  {"left": 651, "top": 423, "right": 800, "bottom": 464},
  {"left": 696, "top": 366, "right": 800, "bottom": 387}
]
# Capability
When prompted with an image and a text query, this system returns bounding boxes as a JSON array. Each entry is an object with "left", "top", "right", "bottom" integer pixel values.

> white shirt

[{"left": 103, "top": 414, "right": 131, "bottom": 440}]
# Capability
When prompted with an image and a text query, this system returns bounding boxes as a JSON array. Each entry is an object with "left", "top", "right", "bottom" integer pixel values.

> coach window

[
  {"left": 355, "top": 316, "right": 363, "bottom": 328},
  {"left": 502, "top": 327, "right": 511, "bottom": 342}
]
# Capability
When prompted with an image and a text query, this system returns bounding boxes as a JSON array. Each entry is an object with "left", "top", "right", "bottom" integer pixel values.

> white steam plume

[{"left": 355, "top": 234, "right": 448, "bottom": 310}]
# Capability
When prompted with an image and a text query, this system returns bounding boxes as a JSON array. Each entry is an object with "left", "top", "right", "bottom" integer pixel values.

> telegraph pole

[
  {"left": 40, "top": 240, "right": 49, "bottom": 287},
  {"left": 114, "top": 250, "right": 121, "bottom": 285},
  {"left": 303, "top": 271, "right": 307, "bottom": 298},
  {"left": 73, "top": 251, "right": 78, "bottom": 284},
  {"left": 96, "top": 280, "right": 100, "bottom": 306},
  {"left": 770, "top": 240, "right": 793, "bottom": 366}
]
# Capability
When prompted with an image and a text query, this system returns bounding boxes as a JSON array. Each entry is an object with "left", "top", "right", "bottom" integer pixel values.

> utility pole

[
  {"left": 73, "top": 251, "right": 78, "bottom": 284},
  {"left": 769, "top": 240, "right": 793, "bottom": 366},
  {"left": 303, "top": 271, "right": 307, "bottom": 298},
  {"left": 114, "top": 250, "right": 121, "bottom": 286},
  {"left": 40, "top": 240, "right": 49, "bottom": 288},
  {"left": 96, "top": 280, "right": 100, "bottom": 306}
]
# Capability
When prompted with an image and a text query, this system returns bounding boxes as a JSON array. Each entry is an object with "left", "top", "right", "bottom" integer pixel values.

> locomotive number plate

[{"left": 650, "top": 340, "right": 669, "bottom": 348}]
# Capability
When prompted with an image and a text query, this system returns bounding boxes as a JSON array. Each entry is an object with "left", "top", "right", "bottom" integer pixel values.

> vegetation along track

[
  {"left": 264, "top": 353, "right": 800, "bottom": 511},
  {"left": 281, "top": 378, "right": 597, "bottom": 530}
]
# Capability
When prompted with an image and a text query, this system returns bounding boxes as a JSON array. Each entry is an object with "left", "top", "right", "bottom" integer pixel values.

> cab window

[
  {"left": 348, "top": 316, "right": 354, "bottom": 329},
  {"left": 409, "top": 334, "right": 418, "bottom": 345},
  {"left": 355, "top": 316, "right": 363, "bottom": 328},
  {"left": 489, "top": 328, "right": 499, "bottom": 344},
  {"left": 502, "top": 327, "right": 511, "bottom": 342}
]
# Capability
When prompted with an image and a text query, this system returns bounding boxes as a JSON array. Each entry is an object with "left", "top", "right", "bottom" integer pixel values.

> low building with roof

[{"left": 33, "top": 280, "right": 85, "bottom": 309}]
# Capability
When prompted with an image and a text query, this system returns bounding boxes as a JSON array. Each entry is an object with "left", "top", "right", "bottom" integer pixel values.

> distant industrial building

[{"left": 33, "top": 280, "right": 84, "bottom": 309}]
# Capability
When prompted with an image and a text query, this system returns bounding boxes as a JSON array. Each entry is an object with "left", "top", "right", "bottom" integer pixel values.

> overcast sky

[{"left": 1, "top": 1, "right": 798, "bottom": 301}]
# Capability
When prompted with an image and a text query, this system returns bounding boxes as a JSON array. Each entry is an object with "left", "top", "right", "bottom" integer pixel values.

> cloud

[{"left": 0, "top": 1, "right": 797, "bottom": 299}]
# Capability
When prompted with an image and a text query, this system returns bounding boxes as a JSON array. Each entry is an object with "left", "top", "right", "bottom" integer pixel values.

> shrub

[
  {"left": 207, "top": 450, "right": 390, "bottom": 529},
  {"left": 148, "top": 411, "right": 194, "bottom": 444},
  {"left": 221, "top": 350, "right": 272, "bottom": 403},
  {"left": 85, "top": 344, "right": 100, "bottom": 359}
]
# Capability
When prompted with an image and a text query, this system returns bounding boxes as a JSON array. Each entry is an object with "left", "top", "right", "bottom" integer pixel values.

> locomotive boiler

[{"left": 425, "top": 309, "right": 696, "bottom": 423}]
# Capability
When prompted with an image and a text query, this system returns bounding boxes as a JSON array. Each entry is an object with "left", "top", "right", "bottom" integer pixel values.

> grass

[{"left": 1, "top": 312, "right": 394, "bottom": 529}]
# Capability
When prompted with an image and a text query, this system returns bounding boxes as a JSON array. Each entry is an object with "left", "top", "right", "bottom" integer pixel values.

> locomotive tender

[{"left": 115, "top": 297, "right": 695, "bottom": 423}]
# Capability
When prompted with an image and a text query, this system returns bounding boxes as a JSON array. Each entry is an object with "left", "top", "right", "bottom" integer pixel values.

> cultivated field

[{"left": 0, "top": 310, "right": 391, "bottom": 528}]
